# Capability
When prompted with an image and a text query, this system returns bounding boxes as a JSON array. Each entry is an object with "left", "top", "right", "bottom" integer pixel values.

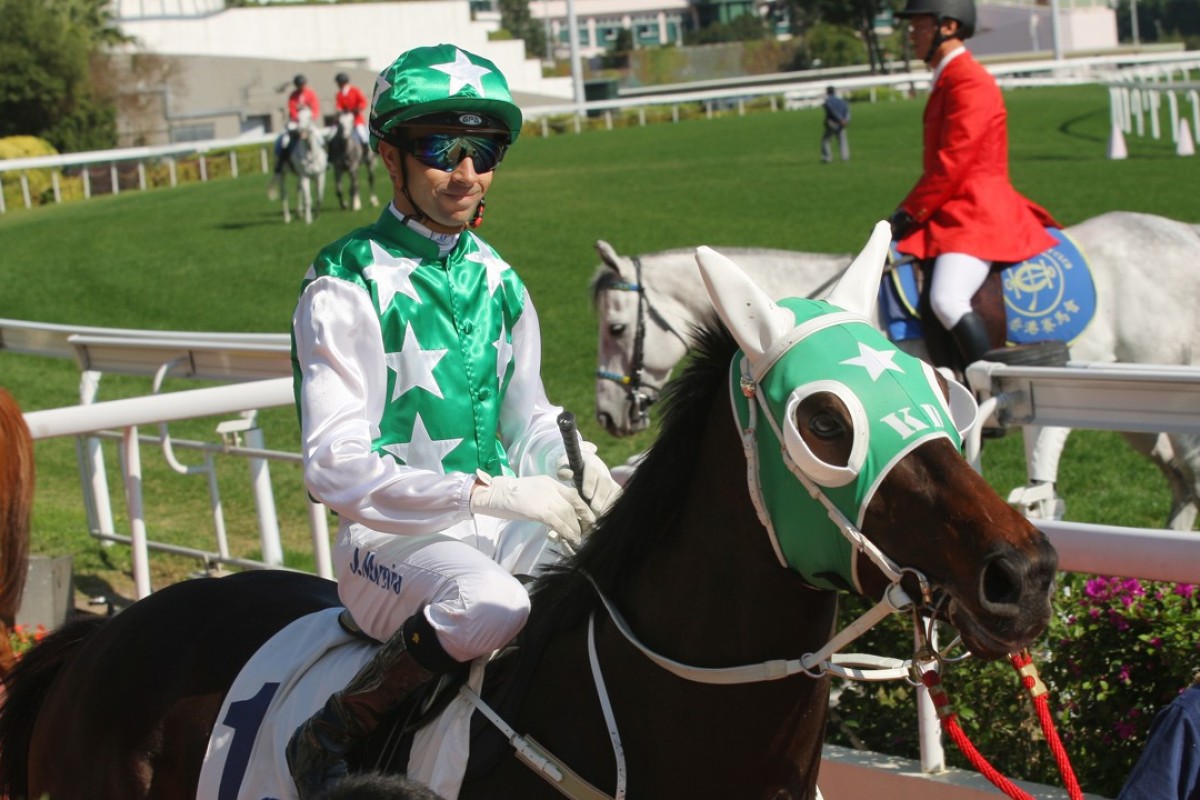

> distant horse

[
  {"left": 0, "top": 224, "right": 1058, "bottom": 800},
  {"left": 276, "top": 108, "right": 328, "bottom": 225},
  {"left": 328, "top": 112, "right": 379, "bottom": 212},
  {"left": 593, "top": 211, "right": 1200, "bottom": 531},
  {"left": 0, "top": 388, "right": 32, "bottom": 679}
]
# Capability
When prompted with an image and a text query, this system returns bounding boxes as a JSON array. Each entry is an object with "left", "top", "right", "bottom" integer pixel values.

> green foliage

[
  {"left": 686, "top": 13, "right": 772, "bottom": 45},
  {"left": 0, "top": 0, "right": 122, "bottom": 152},
  {"left": 0, "top": 135, "right": 58, "bottom": 207},
  {"left": 802, "top": 22, "right": 868, "bottom": 68},
  {"left": 497, "top": 0, "right": 545, "bottom": 60}
]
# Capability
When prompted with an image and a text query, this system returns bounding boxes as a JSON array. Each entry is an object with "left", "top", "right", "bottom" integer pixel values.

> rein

[{"left": 595, "top": 257, "right": 689, "bottom": 426}]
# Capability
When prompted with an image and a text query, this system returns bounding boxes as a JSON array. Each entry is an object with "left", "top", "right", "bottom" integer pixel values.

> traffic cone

[
  {"left": 1177, "top": 119, "right": 1195, "bottom": 157},
  {"left": 1107, "top": 122, "right": 1128, "bottom": 160}
]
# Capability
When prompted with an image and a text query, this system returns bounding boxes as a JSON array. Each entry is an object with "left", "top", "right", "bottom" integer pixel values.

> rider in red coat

[
  {"left": 334, "top": 72, "right": 369, "bottom": 144},
  {"left": 288, "top": 74, "right": 321, "bottom": 123},
  {"left": 890, "top": 0, "right": 1059, "bottom": 365}
]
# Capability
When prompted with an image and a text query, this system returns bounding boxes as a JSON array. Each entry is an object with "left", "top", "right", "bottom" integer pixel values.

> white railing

[{"left": 2, "top": 50, "right": 1197, "bottom": 213}]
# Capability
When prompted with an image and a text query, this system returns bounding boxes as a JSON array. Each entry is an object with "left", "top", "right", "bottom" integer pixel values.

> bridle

[{"left": 595, "top": 256, "right": 689, "bottom": 428}]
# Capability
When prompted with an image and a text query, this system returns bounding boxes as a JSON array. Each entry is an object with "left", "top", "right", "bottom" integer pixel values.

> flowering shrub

[
  {"left": 827, "top": 572, "right": 1199, "bottom": 798},
  {"left": 9, "top": 623, "right": 47, "bottom": 657}
]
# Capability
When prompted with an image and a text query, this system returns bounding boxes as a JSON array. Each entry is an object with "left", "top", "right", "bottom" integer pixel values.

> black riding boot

[
  {"left": 286, "top": 610, "right": 457, "bottom": 799},
  {"left": 949, "top": 311, "right": 993, "bottom": 366}
]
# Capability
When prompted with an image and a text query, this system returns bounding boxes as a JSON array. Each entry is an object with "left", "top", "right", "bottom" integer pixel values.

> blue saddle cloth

[{"left": 880, "top": 227, "right": 1097, "bottom": 346}]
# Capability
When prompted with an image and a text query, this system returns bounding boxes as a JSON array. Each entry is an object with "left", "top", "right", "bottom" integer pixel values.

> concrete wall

[
  {"left": 972, "top": 3, "right": 1118, "bottom": 57},
  {"left": 114, "top": 0, "right": 573, "bottom": 101}
]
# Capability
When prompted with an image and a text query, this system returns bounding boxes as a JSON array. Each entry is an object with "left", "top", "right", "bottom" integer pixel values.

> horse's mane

[
  {"left": 0, "top": 390, "right": 31, "bottom": 634},
  {"left": 530, "top": 315, "right": 736, "bottom": 632}
]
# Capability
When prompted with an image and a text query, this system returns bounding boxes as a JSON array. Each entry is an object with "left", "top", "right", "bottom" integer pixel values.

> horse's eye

[
  {"left": 609, "top": 323, "right": 627, "bottom": 337},
  {"left": 809, "top": 412, "right": 845, "bottom": 440}
]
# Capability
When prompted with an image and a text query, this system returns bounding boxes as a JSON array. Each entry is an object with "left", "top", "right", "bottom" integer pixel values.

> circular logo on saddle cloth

[{"left": 1002, "top": 228, "right": 1097, "bottom": 346}]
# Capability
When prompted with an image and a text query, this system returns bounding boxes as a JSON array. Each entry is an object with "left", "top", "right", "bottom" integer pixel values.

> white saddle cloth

[{"left": 196, "top": 607, "right": 483, "bottom": 800}]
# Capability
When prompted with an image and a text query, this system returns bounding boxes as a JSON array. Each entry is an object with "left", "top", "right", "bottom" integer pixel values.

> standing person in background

[
  {"left": 821, "top": 86, "right": 850, "bottom": 163},
  {"left": 273, "top": 74, "right": 323, "bottom": 186},
  {"left": 286, "top": 43, "right": 621, "bottom": 800},
  {"left": 888, "top": 0, "right": 1058, "bottom": 367},
  {"left": 334, "top": 72, "right": 370, "bottom": 146}
]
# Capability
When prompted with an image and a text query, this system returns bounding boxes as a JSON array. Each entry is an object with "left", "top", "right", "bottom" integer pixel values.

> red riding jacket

[
  {"left": 288, "top": 86, "right": 320, "bottom": 122},
  {"left": 896, "top": 48, "right": 1059, "bottom": 262},
  {"left": 335, "top": 84, "right": 369, "bottom": 126}
]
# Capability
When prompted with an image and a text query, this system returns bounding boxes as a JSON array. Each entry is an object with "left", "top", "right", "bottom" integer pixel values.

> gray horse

[
  {"left": 329, "top": 112, "right": 379, "bottom": 213},
  {"left": 592, "top": 211, "right": 1200, "bottom": 531}
]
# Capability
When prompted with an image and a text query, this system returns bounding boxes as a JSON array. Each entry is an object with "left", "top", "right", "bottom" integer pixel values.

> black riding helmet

[
  {"left": 335, "top": 72, "right": 350, "bottom": 85},
  {"left": 294, "top": 74, "right": 307, "bottom": 88},
  {"left": 896, "top": 0, "right": 975, "bottom": 63},
  {"left": 895, "top": 0, "right": 976, "bottom": 37}
]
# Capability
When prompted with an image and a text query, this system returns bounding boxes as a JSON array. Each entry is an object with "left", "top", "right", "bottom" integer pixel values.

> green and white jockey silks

[
  {"left": 730, "top": 297, "right": 973, "bottom": 592},
  {"left": 294, "top": 208, "right": 527, "bottom": 478},
  {"left": 369, "top": 44, "right": 524, "bottom": 151}
]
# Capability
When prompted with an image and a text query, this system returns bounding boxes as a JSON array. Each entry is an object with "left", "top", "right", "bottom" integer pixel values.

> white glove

[
  {"left": 556, "top": 445, "right": 622, "bottom": 516},
  {"left": 470, "top": 471, "right": 594, "bottom": 544}
]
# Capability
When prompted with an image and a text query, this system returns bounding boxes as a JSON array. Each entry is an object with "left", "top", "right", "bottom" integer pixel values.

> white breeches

[
  {"left": 929, "top": 252, "right": 993, "bottom": 330},
  {"left": 333, "top": 516, "right": 562, "bottom": 663}
]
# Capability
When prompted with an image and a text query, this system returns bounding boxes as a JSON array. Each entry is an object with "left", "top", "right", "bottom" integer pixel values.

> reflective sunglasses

[{"left": 404, "top": 133, "right": 508, "bottom": 174}]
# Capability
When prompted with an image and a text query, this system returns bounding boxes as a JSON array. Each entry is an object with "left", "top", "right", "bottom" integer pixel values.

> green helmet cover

[
  {"left": 369, "top": 44, "right": 523, "bottom": 152},
  {"left": 731, "top": 298, "right": 968, "bottom": 591}
]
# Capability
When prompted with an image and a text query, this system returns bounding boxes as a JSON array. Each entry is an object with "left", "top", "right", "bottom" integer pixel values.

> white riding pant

[
  {"left": 929, "top": 252, "right": 993, "bottom": 330},
  {"left": 333, "top": 515, "right": 562, "bottom": 664}
]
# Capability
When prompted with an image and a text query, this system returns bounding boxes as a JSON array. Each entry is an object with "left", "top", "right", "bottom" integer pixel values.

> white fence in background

[
  {"left": 1, "top": 50, "right": 1198, "bottom": 213},
  {"left": 5, "top": 319, "right": 1199, "bottom": 800}
]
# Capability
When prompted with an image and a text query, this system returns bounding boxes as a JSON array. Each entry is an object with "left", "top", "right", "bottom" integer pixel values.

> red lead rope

[{"left": 919, "top": 650, "right": 1083, "bottom": 800}]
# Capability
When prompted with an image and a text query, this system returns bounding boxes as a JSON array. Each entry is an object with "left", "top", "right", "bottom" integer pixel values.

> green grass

[{"left": 0, "top": 83, "right": 1193, "bottom": 600}]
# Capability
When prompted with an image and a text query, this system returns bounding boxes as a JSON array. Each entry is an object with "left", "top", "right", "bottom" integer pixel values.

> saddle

[{"left": 881, "top": 228, "right": 1095, "bottom": 375}]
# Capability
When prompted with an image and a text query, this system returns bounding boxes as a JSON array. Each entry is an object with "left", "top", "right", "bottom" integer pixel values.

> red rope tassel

[
  {"left": 921, "top": 669, "right": 1036, "bottom": 800},
  {"left": 1009, "top": 650, "right": 1084, "bottom": 800}
]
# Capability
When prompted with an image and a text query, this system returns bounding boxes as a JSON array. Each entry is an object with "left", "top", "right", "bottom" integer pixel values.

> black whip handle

[{"left": 557, "top": 411, "right": 585, "bottom": 493}]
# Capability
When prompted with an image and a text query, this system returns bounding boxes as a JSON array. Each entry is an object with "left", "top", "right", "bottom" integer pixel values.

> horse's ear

[
  {"left": 695, "top": 246, "right": 795, "bottom": 363},
  {"left": 826, "top": 220, "right": 893, "bottom": 316},
  {"left": 595, "top": 240, "right": 621, "bottom": 272}
]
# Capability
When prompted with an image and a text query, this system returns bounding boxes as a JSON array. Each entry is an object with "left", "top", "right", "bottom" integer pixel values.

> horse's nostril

[{"left": 981, "top": 557, "right": 1022, "bottom": 611}]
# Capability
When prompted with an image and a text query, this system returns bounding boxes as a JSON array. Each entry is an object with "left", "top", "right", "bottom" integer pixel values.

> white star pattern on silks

[
  {"left": 365, "top": 243, "right": 423, "bottom": 312},
  {"left": 840, "top": 342, "right": 906, "bottom": 381},
  {"left": 431, "top": 49, "right": 492, "bottom": 96},
  {"left": 382, "top": 414, "right": 463, "bottom": 473},
  {"left": 384, "top": 323, "right": 448, "bottom": 401},
  {"left": 371, "top": 74, "right": 391, "bottom": 115},
  {"left": 465, "top": 247, "right": 510, "bottom": 296},
  {"left": 493, "top": 319, "right": 513, "bottom": 383}
]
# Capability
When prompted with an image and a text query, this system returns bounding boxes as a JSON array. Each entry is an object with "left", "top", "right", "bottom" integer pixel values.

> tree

[
  {"left": 498, "top": 0, "right": 546, "bottom": 61},
  {"left": 0, "top": 0, "right": 128, "bottom": 152},
  {"left": 787, "top": 0, "right": 894, "bottom": 72}
]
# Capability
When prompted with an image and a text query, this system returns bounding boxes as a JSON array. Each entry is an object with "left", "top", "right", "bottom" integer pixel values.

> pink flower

[{"left": 1114, "top": 719, "right": 1138, "bottom": 740}]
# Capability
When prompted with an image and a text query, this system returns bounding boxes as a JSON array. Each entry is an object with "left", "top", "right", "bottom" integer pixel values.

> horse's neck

[{"left": 608, "top": 394, "right": 834, "bottom": 666}]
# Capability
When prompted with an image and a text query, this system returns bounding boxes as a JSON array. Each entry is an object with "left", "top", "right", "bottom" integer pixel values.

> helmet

[
  {"left": 335, "top": 72, "right": 349, "bottom": 85},
  {"left": 368, "top": 44, "right": 523, "bottom": 153},
  {"left": 895, "top": 0, "right": 975, "bottom": 38},
  {"left": 293, "top": 74, "right": 307, "bottom": 88}
]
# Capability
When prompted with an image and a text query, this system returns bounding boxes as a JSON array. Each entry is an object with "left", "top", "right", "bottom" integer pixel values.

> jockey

[
  {"left": 334, "top": 72, "right": 370, "bottom": 145},
  {"left": 286, "top": 43, "right": 621, "bottom": 799},
  {"left": 274, "top": 74, "right": 322, "bottom": 179},
  {"left": 888, "top": 0, "right": 1059, "bottom": 366}
]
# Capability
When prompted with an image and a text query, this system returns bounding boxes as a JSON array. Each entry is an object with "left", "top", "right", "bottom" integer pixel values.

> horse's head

[
  {"left": 337, "top": 112, "right": 355, "bottom": 139},
  {"left": 695, "top": 223, "right": 1057, "bottom": 660},
  {"left": 592, "top": 240, "right": 689, "bottom": 437}
]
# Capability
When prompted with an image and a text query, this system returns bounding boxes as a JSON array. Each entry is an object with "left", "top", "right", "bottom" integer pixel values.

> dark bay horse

[
  {"left": 0, "top": 388, "right": 32, "bottom": 679},
  {"left": 0, "top": 225, "right": 1058, "bottom": 800}
]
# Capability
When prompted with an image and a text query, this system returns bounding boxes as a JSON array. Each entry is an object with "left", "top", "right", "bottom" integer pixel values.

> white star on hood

[
  {"left": 382, "top": 414, "right": 462, "bottom": 473},
  {"left": 371, "top": 74, "right": 391, "bottom": 115},
  {"left": 384, "top": 323, "right": 448, "bottom": 400},
  {"left": 840, "top": 342, "right": 906, "bottom": 381},
  {"left": 431, "top": 49, "right": 491, "bottom": 96},
  {"left": 365, "top": 242, "right": 423, "bottom": 312},
  {"left": 465, "top": 247, "right": 511, "bottom": 296}
]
